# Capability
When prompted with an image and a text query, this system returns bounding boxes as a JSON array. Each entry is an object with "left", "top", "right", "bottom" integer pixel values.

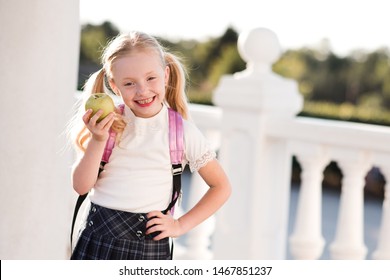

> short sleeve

[{"left": 183, "top": 119, "right": 216, "bottom": 172}]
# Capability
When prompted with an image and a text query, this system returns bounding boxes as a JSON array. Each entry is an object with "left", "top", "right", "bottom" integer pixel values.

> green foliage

[
  {"left": 273, "top": 47, "right": 390, "bottom": 126},
  {"left": 299, "top": 101, "right": 390, "bottom": 126},
  {"left": 79, "top": 21, "right": 119, "bottom": 64},
  {"left": 78, "top": 22, "right": 120, "bottom": 89}
]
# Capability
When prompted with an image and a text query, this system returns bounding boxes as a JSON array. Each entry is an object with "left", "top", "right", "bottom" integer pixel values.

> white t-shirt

[{"left": 90, "top": 104, "right": 216, "bottom": 213}]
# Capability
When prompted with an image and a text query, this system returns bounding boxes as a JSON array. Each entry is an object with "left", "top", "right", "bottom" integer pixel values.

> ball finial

[{"left": 238, "top": 27, "right": 282, "bottom": 66}]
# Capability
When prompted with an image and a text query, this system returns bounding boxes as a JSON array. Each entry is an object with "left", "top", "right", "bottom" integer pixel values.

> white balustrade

[
  {"left": 207, "top": 27, "right": 389, "bottom": 260},
  {"left": 268, "top": 117, "right": 390, "bottom": 259},
  {"left": 184, "top": 96, "right": 389, "bottom": 260}
]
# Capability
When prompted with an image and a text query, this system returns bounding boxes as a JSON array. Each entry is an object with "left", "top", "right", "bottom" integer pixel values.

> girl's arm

[
  {"left": 72, "top": 109, "right": 115, "bottom": 195},
  {"left": 146, "top": 158, "right": 231, "bottom": 239}
]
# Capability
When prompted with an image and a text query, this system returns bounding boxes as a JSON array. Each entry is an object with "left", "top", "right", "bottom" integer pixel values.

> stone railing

[{"left": 175, "top": 28, "right": 390, "bottom": 260}]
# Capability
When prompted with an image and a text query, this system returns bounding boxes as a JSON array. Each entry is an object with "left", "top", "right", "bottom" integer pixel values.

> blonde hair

[{"left": 68, "top": 31, "right": 189, "bottom": 152}]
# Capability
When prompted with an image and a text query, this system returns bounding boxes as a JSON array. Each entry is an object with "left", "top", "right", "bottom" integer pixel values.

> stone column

[
  {"left": 212, "top": 27, "right": 303, "bottom": 259},
  {"left": 0, "top": 0, "right": 79, "bottom": 259}
]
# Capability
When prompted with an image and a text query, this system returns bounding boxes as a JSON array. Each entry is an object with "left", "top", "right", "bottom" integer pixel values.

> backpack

[{"left": 70, "top": 105, "right": 184, "bottom": 246}]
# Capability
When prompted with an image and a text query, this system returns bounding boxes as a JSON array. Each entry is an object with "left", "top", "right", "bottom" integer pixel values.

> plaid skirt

[{"left": 71, "top": 203, "right": 171, "bottom": 260}]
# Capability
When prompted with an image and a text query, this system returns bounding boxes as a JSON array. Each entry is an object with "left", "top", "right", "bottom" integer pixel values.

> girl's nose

[{"left": 136, "top": 83, "right": 146, "bottom": 95}]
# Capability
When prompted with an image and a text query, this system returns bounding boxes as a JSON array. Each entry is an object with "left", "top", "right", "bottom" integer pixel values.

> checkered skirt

[{"left": 71, "top": 203, "right": 171, "bottom": 260}]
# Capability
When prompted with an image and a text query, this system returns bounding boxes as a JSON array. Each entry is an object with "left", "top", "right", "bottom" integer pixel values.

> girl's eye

[
  {"left": 124, "top": 82, "right": 134, "bottom": 86},
  {"left": 148, "top": 76, "right": 156, "bottom": 81}
]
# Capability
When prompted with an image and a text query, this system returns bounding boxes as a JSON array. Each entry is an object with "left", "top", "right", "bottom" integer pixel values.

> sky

[{"left": 80, "top": 0, "right": 390, "bottom": 57}]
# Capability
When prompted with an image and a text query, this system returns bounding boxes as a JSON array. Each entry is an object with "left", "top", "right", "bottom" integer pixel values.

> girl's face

[{"left": 110, "top": 51, "right": 169, "bottom": 118}]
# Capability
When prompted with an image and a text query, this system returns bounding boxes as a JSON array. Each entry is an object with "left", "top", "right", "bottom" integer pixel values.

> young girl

[{"left": 68, "top": 31, "right": 231, "bottom": 260}]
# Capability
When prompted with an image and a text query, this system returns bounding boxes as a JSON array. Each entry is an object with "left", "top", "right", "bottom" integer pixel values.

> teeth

[{"left": 137, "top": 97, "right": 153, "bottom": 104}]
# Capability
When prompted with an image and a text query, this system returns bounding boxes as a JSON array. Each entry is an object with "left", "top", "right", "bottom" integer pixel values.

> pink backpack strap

[
  {"left": 101, "top": 104, "right": 125, "bottom": 163},
  {"left": 168, "top": 108, "right": 184, "bottom": 167},
  {"left": 166, "top": 108, "right": 184, "bottom": 215}
]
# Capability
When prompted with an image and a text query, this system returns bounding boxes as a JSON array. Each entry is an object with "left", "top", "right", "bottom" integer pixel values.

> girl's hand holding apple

[
  {"left": 83, "top": 93, "right": 116, "bottom": 142},
  {"left": 83, "top": 108, "right": 115, "bottom": 142}
]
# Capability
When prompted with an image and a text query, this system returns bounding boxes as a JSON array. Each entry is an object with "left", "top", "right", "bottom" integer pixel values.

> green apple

[{"left": 85, "top": 93, "right": 115, "bottom": 122}]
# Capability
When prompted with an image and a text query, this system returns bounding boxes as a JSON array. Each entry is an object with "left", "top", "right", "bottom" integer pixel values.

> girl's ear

[
  {"left": 109, "top": 80, "right": 121, "bottom": 96},
  {"left": 164, "top": 66, "right": 170, "bottom": 86}
]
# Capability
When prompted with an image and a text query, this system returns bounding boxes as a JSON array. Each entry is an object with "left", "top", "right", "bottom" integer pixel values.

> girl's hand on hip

[
  {"left": 83, "top": 109, "right": 115, "bottom": 142},
  {"left": 146, "top": 211, "right": 182, "bottom": 240}
]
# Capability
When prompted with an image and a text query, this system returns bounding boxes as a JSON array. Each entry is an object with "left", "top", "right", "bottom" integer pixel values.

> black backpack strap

[
  {"left": 164, "top": 164, "right": 183, "bottom": 260},
  {"left": 70, "top": 193, "right": 87, "bottom": 246},
  {"left": 162, "top": 164, "right": 183, "bottom": 215}
]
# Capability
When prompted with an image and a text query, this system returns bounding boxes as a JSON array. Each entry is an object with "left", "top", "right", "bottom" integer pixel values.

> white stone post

[
  {"left": 0, "top": 0, "right": 79, "bottom": 259},
  {"left": 212, "top": 27, "right": 303, "bottom": 259}
]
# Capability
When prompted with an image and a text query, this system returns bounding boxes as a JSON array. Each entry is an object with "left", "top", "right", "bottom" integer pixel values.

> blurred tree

[
  {"left": 359, "top": 49, "right": 390, "bottom": 108},
  {"left": 273, "top": 50, "right": 313, "bottom": 99},
  {"left": 78, "top": 21, "right": 119, "bottom": 89},
  {"left": 79, "top": 21, "right": 119, "bottom": 63},
  {"left": 202, "top": 26, "right": 239, "bottom": 74}
]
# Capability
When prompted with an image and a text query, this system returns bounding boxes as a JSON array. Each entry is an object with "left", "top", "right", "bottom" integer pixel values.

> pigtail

[{"left": 164, "top": 53, "right": 189, "bottom": 120}]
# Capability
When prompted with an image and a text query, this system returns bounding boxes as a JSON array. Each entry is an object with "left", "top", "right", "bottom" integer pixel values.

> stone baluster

[
  {"left": 372, "top": 154, "right": 390, "bottom": 259},
  {"left": 329, "top": 149, "right": 371, "bottom": 259},
  {"left": 289, "top": 143, "right": 328, "bottom": 259}
]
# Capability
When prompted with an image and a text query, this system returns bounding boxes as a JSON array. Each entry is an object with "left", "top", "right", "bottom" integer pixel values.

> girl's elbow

[
  {"left": 224, "top": 182, "right": 232, "bottom": 201},
  {"left": 214, "top": 180, "right": 231, "bottom": 203},
  {"left": 73, "top": 184, "right": 86, "bottom": 196},
  {"left": 72, "top": 179, "right": 92, "bottom": 195}
]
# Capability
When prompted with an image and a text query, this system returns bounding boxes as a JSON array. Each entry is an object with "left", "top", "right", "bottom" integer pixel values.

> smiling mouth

[{"left": 136, "top": 96, "right": 155, "bottom": 105}]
